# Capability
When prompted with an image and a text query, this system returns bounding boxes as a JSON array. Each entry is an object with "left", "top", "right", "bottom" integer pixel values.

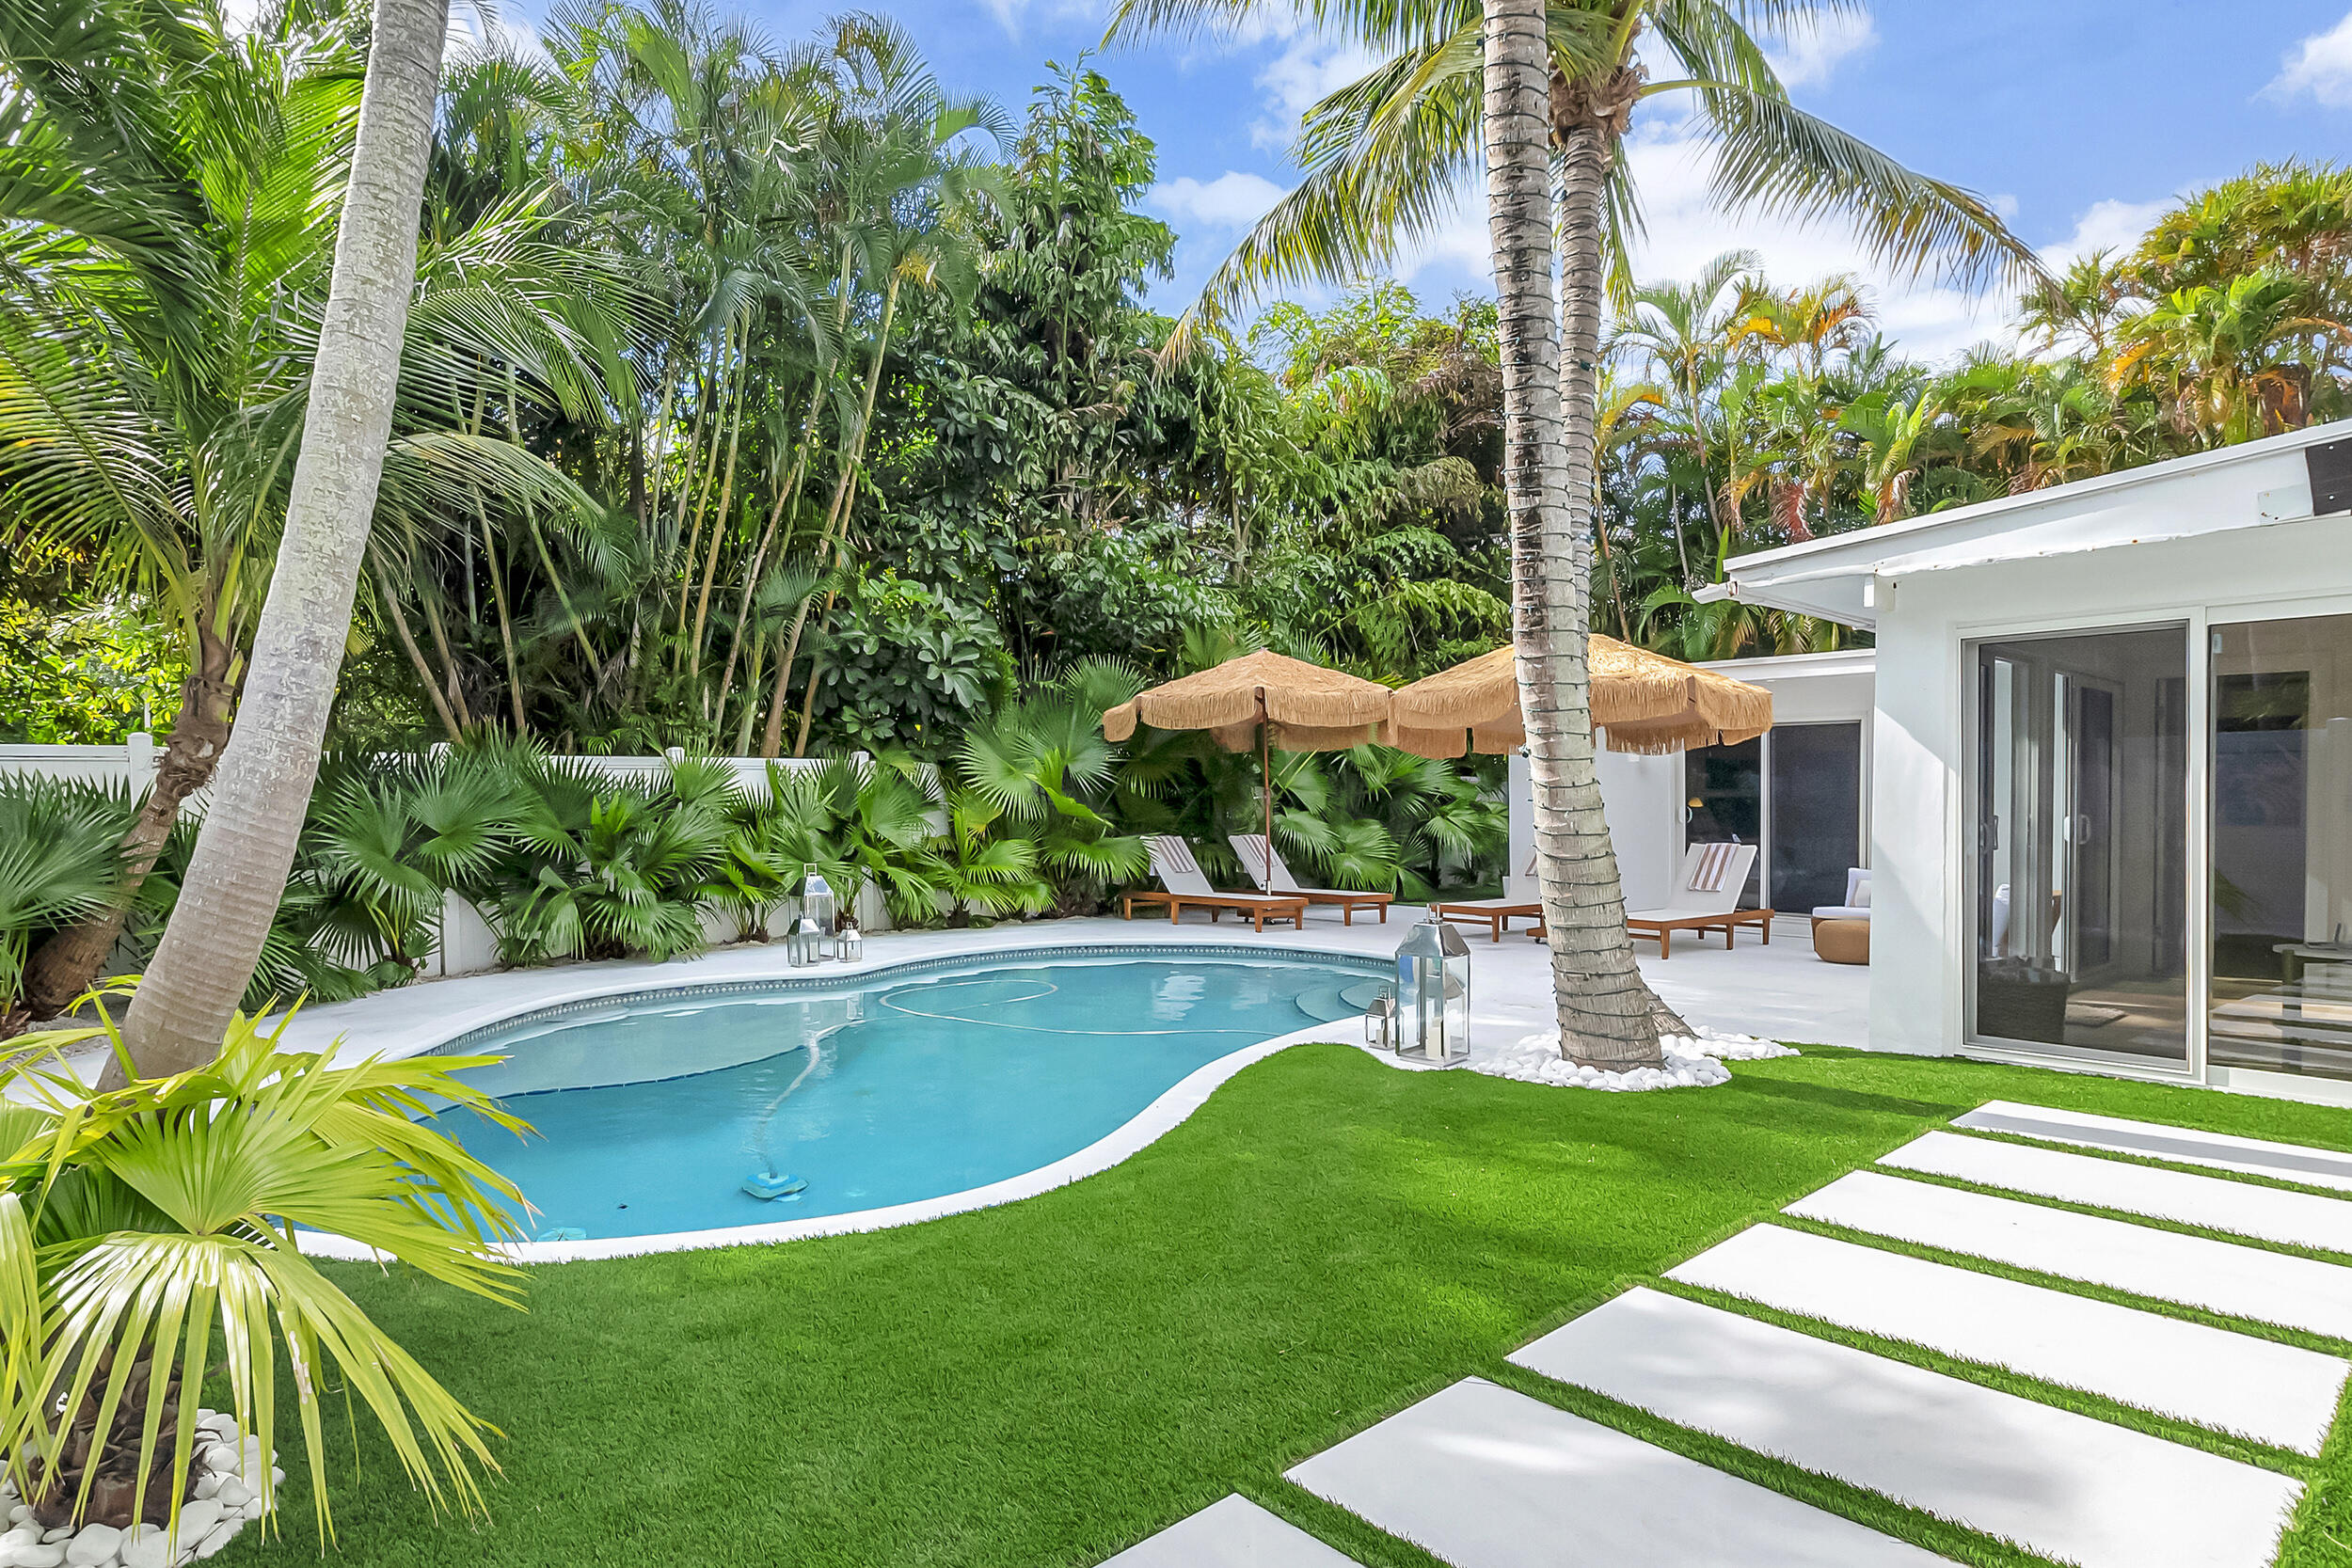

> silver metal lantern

[
  {"left": 1393, "top": 915, "right": 1470, "bottom": 1064},
  {"left": 787, "top": 916, "right": 824, "bottom": 967},
  {"left": 800, "top": 871, "right": 838, "bottom": 958},
  {"left": 835, "top": 916, "right": 863, "bottom": 962}
]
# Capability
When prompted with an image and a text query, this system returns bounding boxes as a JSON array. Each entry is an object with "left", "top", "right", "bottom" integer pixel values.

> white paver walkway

[
  {"left": 1098, "top": 1496, "right": 1359, "bottom": 1567},
  {"left": 1883, "top": 1130, "right": 2352, "bottom": 1256},
  {"left": 1105, "top": 1107, "right": 2352, "bottom": 1568},
  {"left": 1286, "top": 1378, "right": 1951, "bottom": 1567},
  {"left": 1788, "top": 1168, "right": 2352, "bottom": 1340},
  {"left": 1508, "top": 1288, "right": 2304, "bottom": 1568},
  {"left": 1953, "top": 1101, "right": 2352, "bottom": 1192},
  {"left": 1667, "top": 1223, "right": 2349, "bottom": 1453}
]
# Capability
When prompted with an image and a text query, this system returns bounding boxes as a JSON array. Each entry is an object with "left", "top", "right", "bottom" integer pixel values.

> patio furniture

[
  {"left": 1626, "top": 843, "right": 1765, "bottom": 958},
  {"left": 1120, "top": 835, "right": 1310, "bottom": 932},
  {"left": 1813, "top": 916, "right": 1869, "bottom": 965},
  {"left": 1103, "top": 650, "right": 1393, "bottom": 880},
  {"left": 1230, "top": 833, "right": 1393, "bottom": 925},
  {"left": 1977, "top": 957, "right": 2072, "bottom": 1042},
  {"left": 1811, "top": 867, "right": 1871, "bottom": 928},
  {"left": 1430, "top": 852, "right": 1542, "bottom": 942}
]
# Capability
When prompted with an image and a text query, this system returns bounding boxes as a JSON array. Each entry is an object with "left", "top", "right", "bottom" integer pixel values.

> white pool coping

[{"left": 300, "top": 942, "right": 1392, "bottom": 1266}]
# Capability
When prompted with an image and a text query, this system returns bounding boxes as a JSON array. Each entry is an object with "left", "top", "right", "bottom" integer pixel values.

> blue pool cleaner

[
  {"left": 742, "top": 1170, "right": 807, "bottom": 1200},
  {"left": 743, "top": 1032, "right": 825, "bottom": 1201}
]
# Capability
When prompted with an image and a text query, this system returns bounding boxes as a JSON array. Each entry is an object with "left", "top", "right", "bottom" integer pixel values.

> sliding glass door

[
  {"left": 2208, "top": 613, "right": 2352, "bottom": 1081},
  {"left": 1771, "top": 722, "right": 1864, "bottom": 914},
  {"left": 1971, "top": 626, "right": 2189, "bottom": 1063}
]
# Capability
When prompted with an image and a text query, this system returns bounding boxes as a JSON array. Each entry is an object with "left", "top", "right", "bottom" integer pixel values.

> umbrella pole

[{"left": 1261, "top": 723, "right": 1274, "bottom": 885}]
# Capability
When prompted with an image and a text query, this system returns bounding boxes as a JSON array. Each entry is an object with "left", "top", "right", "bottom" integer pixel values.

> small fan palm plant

[
  {"left": 954, "top": 664, "right": 1151, "bottom": 916},
  {"left": 0, "top": 783, "right": 137, "bottom": 1033},
  {"left": 0, "top": 988, "right": 527, "bottom": 1542}
]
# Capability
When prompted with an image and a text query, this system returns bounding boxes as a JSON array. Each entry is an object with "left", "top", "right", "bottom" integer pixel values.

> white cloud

[
  {"left": 2035, "top": 197, "right": 2172, "bottom": 268},
  {"left": 446, "top": 0, "right": 550, "bottom": 61},
  {"left": 1152, "top": 171, "right": 1291, "bottom": 231},
  {"left": 2267, "top": 9, "right": 2352, "bottom": 106},
  {"left": 1249, "top": 24, "right": 1382, "bottom": 150},
  {"left": 1760, "top": 9, "right": 1879, "bottom": 89}
]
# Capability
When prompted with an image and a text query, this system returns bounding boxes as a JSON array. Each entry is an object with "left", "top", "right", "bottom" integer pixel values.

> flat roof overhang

[{"left": 1707, "top": 419, "right": 2352, "bottom": 630}]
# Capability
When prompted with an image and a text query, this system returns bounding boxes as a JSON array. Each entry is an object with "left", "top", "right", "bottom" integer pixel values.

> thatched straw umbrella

[
  {"left": 1384, "top": 639, "right": 1773, "bottom": 758},
  {"left": 1102, "top": 650, "right": 1394, "bottom": 881}
]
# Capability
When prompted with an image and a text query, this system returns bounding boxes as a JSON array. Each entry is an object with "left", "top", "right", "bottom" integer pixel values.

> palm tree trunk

[
  {"left": 1484, "top": 24, "right": 1667, "bottom": 1069},
  {"left": 15, "top": 629, "right": 237, "bottom": 1024},
  {"left": 119, "top": 0, "right": 450, "bottom": 1076}
]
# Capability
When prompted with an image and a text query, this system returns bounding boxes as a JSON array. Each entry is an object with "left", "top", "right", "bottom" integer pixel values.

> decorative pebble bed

[
  {"left": 1479, "top": 1026, "right": 1799, "bottom": 1091},
  {"left": 0, "top": 1412, "right": 280, "bottom": 1568}
]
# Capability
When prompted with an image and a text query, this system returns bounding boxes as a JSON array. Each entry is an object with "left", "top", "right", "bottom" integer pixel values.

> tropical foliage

[{"left": 0, "top": 995, "right": 525, "bottom": 1537}]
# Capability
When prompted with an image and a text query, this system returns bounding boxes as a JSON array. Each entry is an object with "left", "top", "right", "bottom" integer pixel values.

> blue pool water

[{"left": 430, "top": 957, "right": 1382, "bottom": 1240}]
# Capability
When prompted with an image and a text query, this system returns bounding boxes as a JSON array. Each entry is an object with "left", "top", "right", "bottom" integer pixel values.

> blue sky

[{"left": 477, "top": 0, "right": 2352, "bottom": 360}]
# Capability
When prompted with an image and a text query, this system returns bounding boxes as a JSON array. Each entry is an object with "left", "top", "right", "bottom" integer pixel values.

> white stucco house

[{"left": 1694, "top": 417, "right": 2352, "bottom": 1105}]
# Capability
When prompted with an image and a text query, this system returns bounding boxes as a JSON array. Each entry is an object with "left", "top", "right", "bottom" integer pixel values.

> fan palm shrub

[
  {"left": 0, "top": 782, "right": 137, "bottom": 1032},
  {"left": 953, "top": 661, "right": 1151, "bottom": 916},
  {"left": 0, "top": 990, "right": 525, "bottom": 1539},
  {"left": 485, "top": 752, "right": 733, "bottom": 965}
]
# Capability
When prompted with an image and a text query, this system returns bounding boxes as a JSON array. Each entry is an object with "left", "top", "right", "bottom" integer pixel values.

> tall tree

[
  {"left": 1479, "top": 0, "right": 1661, "bottom": 1062},
  {"left": 1110, "top": 0, "right": 2039, "bottom": 1067},
  {"left": 120, "top": 0, "right": 453, "bottom": 1071}
]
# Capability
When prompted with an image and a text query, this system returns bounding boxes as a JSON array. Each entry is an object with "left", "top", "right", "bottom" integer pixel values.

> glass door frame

[
  {"left": 1678, "top": 721, "right": 1872, "bottom": 917},
  {"left": 1957, "top": 613, "right": 2205, "bottom": 1080}
]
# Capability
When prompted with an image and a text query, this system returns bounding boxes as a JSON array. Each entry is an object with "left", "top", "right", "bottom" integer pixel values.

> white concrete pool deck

[{"left": 223, "top": 906, "right": 1869, "bottom": 1069}]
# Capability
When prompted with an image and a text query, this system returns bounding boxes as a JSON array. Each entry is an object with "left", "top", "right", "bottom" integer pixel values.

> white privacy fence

[{"left": 0, "top": 739, "right": 889, "bottom": 979}]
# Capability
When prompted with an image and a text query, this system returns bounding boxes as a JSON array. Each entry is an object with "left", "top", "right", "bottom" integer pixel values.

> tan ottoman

[{"left": 1812, "top": 917, "right": 1869, "bottom": 965}]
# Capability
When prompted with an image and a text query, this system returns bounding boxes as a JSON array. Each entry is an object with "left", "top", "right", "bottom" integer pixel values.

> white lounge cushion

[{"left": 1813, "top": 904, "right": 1872, "bottom": 922}]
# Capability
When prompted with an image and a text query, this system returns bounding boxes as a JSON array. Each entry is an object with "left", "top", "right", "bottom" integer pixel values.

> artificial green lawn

[{"left": 228, "top": 1043, "right": 2352, "bottom": 1567}]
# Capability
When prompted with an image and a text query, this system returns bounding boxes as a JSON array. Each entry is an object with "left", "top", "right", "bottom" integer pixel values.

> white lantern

[
  {"left": 800, "top": 872, "right": 838, "bottom": 958},
  {"left": 787, "top": 916, "right": 824, "bottom": 967},
  {"left": 836, "top": 917, "right": 863, "bottom": 962},
  {"left": 1394, "top": 915, "right": 1470, "bottom": 1064}
]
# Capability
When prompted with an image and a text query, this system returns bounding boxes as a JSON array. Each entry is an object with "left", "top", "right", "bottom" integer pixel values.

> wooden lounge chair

[
  {"left": 1430, "top": 852, "right": 1541, "bottom": 942},
  {"left": 1627, "top": 843, "right": 1768, "bottom": 958},
  {"left": 1229, "top": 834, "right": 1393, "bottom": 925},
  {"left": 1120, "top": 836, "right": 1310, "bottom": 932}
]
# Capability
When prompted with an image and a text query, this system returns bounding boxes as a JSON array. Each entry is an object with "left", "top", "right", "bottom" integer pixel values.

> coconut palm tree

[
  {"left": 1107, "top": 0, "right": 2040, "bottom": 1067},
  {"left": 119, "top": 0, "right": 457, "bottom": 1071}
]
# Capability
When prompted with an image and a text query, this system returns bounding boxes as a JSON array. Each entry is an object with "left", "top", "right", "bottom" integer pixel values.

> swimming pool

[{"left": 427, "top": 954, "right": 1387, "bottom": 1243}]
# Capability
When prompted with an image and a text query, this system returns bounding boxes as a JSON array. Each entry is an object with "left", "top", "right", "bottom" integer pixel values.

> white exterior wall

[
  {"left": 1865, "top": 508, "right": 2352, "bottom": 1075},
  {"left": 1596, "top": 749, "right": 1681, "bottom": 911},
  {"left": 1505, "top": 652, "right": 1876, "bottom": 916}
]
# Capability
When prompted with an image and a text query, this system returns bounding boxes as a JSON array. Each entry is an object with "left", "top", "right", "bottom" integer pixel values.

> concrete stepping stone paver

[
  {"left": 1286, "top": 1377, "right": 1952, "bottom": 1567},
  {"left": 1882, "top": 1130, "right": 2352, "bottom": 1256},
  {"left": 1099, "top": 1495, "right": 1359, "bottom": 1567},
  {"left": 1954, "top": 1101, "right": 2352, "bottom": 1193},
  {"left": 1788, "top": 1169, "right": 2352, "bottom": 1340},
  {"left": 1667, "top": 1223, "right": 2348, "bottom": 1453},
  {"left": 1509, "top": 1288, "right": 2303, "bottom": 1568}
]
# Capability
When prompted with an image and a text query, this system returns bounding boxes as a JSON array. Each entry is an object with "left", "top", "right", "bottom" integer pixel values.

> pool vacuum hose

[{"left": 743, "top": 1033, "right": 823, "bottom": 1200}]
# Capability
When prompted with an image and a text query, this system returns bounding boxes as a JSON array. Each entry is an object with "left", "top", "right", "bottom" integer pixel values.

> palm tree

[
  {"left": 1, "top": 998, "right": 525, "bottom": 1537},
  {"left": 1107, "top": 0, "right": 2040, "bottom": 1068},
  {"left": 1610, "top": 248, "right": 1756, "bottom": 577},
  {"left": 120, "top": 0, "right": 456, "bottom": 1071},
  {"left": 0, "top": 0, "right": 618, "bottom": 1022}
]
